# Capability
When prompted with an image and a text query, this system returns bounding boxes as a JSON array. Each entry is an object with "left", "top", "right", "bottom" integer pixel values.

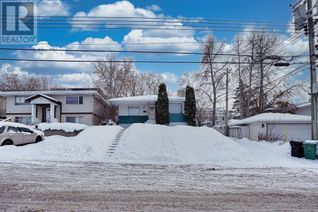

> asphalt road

[{"left": 0, "top": 161, "right": 317, "bottom": 211}]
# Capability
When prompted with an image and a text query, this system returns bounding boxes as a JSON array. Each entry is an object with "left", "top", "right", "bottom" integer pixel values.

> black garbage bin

[{"left": 290, "top": 141, "right": 304, "bottom": 158}]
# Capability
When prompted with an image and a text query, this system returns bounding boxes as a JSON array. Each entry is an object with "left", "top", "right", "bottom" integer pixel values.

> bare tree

[
  {"left": 200, "top": 35, "right": 228, "bottom": 125},
  {"left": 93, "top": 55, "right": 134, "bottom": 98},
  {"left": 0, "top": 73, "right": 54, "bottom": 91},
  {"left": 93, "top": 55, "right": 164, "bottom": 98}
]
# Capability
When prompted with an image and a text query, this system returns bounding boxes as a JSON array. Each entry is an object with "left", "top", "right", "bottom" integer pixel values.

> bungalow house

[
  {"left": 228, "top": 113, "right": 311, "bottom": 141},
  {"left": 0, "top": 88, "right": 112, "bottom": 125},
  {"left": 109, "top": 95, "right": 186, "bottom": 127}
]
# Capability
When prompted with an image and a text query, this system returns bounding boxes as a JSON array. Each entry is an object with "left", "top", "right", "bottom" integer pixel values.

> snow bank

[
  {"left": 109, "top": 95, "right": 185, "bottom": 104},
  {"left": 112, "top": 124, "right": 251, "bottom": 165},
  {"left": 36, "top": 122, "right": 88, "bottom": 132},
  {"left": 0, "top": 125, "right": 122, "bottom": 162},
  {"left": 229, "top": 113, "right": 311, "bottom": 126}
]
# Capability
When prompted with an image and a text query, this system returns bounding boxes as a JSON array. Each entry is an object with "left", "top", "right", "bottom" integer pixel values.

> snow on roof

[
  {"left": 296, "top": 102, "right": 311, "bottom": 108},
  {"left": 229, "top": 113, "right": 311, "bottom": 126},
  {"left": 109, "top": 95, "right": 185, "bottom": 104},
  {"left": 0, "top": 89, "right": 109, "bottom": 105}
]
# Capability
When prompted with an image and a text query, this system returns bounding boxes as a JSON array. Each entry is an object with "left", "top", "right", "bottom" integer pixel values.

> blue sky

[{"left": 0, "top": 0, "right": 305, "bottom": 92}]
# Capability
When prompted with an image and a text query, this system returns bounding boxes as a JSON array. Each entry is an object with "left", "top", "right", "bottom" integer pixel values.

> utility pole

[
  {"left": 225, "top": 68, "right": 230, "bottom": 136},
  {"left": 307, "top": 0, "right": 318, "bottom": 139}
]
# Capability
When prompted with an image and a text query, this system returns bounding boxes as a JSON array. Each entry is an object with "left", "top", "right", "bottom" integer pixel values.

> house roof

[
  {"left": 109, "top": 95, "right": 185, "bottom": 105},
  {"left": 0, "top": 88, "right": 109, "bottom": 105},
  {"left": 25, "top": 94, "right": 61, "bottom": 104},
  {"left": 229, "top": 113, "right": 311, "bottom": 126},
  {"left": 296, "top": 102, "right": 311, "bottom": 108}
]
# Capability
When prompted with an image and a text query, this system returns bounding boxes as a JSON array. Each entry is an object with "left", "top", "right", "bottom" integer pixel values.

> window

[
  {"left": 19, "top": 127, "right": 33, "bottom": 134},
  {"left": 0, "top": 126, "right": 5, "bottom": 134},
  {"left": 15, "top": 96, "right": 29, "bottom": 105},
  {"left": 66, "top": 96, "right": 83, "bottom": 104},
  {"left": 7, "top": 126, "right": 20, "bottom": 133},
  {"left": 66, "top": 116, "right": 84, "bottom": 124},
  {"left": 169, "top": 103, "right": 182, "bottom": 113},
  {"left": 128, "top": 106, "right": 140, "bottom": 116},
  {"left": 15, "top": 117, "right": 32, "bottom": 125}
]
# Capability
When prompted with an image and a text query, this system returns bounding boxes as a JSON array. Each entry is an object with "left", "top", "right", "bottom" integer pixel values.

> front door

[{"left": 42, "top": 107, "right": 50, "bottom": 122}]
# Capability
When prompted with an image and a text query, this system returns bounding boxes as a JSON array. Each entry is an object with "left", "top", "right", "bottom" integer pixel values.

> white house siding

[
  {"left": 267, "top": 123, "right": 311, "bottom": 141},
  {"left": 296, "top": 105, "right": 311, "bottom": 116},
  {"left": 6, "top": 96, "right": 32, "bottom": 114},
  {"left": 118, "top": 104, "right": 149, "bottom": 116},
  {"left": 60, "top": 95, "right": 94, "bottom": 113},
  {"left": 61, "top": 114, "right": 94, "bottom": 125}
]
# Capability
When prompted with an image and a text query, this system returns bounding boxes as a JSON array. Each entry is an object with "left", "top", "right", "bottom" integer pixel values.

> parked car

[{"left": 0, "top": 122, "right": 44, "bottom": 146}]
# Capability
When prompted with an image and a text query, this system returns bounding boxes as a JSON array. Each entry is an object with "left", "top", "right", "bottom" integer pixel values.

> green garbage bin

[{"left": 303, "top": 140, "right": 318, "bottom": 160}]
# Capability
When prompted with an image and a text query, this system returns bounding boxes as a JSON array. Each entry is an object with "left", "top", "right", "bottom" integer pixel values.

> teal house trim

[
  {"left": 169, "top": 113, "right": 186, "bottom": 122},
  {"left": 118, "top": 116, "right": 148, "bottom": 124}
]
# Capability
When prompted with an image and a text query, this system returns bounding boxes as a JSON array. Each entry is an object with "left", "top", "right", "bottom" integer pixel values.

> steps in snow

[{"left": 106, "top": 129, "right": 124, "bottom": 157}]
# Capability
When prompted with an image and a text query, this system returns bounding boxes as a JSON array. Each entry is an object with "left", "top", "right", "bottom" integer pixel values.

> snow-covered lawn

[
  {"left": 0, "top": 123, "right": 317, "bottom": 168},
  {"left": 0, "top": 125, "right": 122, "bottom": 162},
  {"left": 112, "top": 124, "right": 318, "bottom": 168}
]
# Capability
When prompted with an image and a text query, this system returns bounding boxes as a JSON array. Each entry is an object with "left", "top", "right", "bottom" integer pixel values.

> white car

[{"left": 0, "top": 122, "right": 44, "bottom": 146}]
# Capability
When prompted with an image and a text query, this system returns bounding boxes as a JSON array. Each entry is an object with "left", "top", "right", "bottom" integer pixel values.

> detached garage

[{"left": 229, "top": 113, "right": 311, "bottom": 141}]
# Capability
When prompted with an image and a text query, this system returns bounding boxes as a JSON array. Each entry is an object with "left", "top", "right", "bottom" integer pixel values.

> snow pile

[
  {"left": 109, "top": 95, "right": 185, "bottom": 104},
  {"left": 234, "top": 138, "right": 318, "bottom": 168},
  {"left": 36, "top": 122, "right": 88, "bottom": 132},
  {"left": 229, "top": 113, "right": 311, "bottom": 126},
  {"left": 0, "top": 125, "right": 122, "bottom": 162},
  {"left": 113, "top": 124, "right": 251, "bottom": 165}
]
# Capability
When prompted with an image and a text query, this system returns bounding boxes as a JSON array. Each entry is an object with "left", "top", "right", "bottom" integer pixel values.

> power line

[
  {"left": 0, "top": 57, "right": 310, "bottom": 65},
  {"left": 2, "top": 15, "right": 294, "bottom": 26},
  {"left": 0, "top": 47, "right": 309, "bottom": 58}
]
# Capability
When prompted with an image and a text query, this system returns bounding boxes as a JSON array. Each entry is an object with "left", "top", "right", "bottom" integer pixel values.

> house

[
  {"left": 0, "top": 88, "right": 112, "bottom": 125},
  {"left": 296, "top": 102, "right": 311, "bottom": 116},
  {"left": 109, "top": 95, "right": 186, "bottom": 127},
  {"left": 228, "top": 113, "right": 311, "bottom": 141}
]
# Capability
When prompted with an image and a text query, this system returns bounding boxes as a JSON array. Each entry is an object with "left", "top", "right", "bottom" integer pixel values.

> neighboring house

[
  {"left": 199, "top": 108, "right": 232, "bottom": 126},
  {"left": 109, "top": 95, "right": 186, "bottom": 127},
  {"left": 0, "top": 88, "right": 112, "bottom": 125},
  {"left": 228, "top": 113, "right": 311, "bottom": 141},
  {"left": 296, "top": 102, "right": 311, "bottom": 116}
]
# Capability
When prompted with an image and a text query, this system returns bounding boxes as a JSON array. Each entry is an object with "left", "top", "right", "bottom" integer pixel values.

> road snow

[{"left": 0, "top": 162, "right": 317, "bottom": 211}]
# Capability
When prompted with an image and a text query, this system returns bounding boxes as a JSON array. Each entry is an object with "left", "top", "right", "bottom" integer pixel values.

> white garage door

[{"left": 267, "top": 123, "right": 311, "bottom": 141}]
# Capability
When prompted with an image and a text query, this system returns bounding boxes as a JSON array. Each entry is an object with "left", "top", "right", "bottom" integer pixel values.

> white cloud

[
  {"left": 70, "top": 1, "right": 200, "bottom": 52},
  {"left": 0, "top": 63, "right": 27, "bottom": 76},
  {"left": 71, "top": 0, "right": 157, "bottom": 30},
  {"left": 15, "top": 35, "right": 121, "bottom": 71},
  {"left": 123, "top": 29, "right": 199, "bottom": 52},
  {"left": 36, "top": 0, "right": 70, "bottom": 16},
  {"left": 146, "top": 4, "right": 161, "bottom": 12},
  {"left": 161, "top": 72, "right": 178, "bottom": 83}
]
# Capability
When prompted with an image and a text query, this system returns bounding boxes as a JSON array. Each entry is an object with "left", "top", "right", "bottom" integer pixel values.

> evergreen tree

[
  {"left": 184, "top": 86, "right": 196, "bottom": 126},
  {"left": 156, "top": 83, "right": 169, "bottom": 125}
]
